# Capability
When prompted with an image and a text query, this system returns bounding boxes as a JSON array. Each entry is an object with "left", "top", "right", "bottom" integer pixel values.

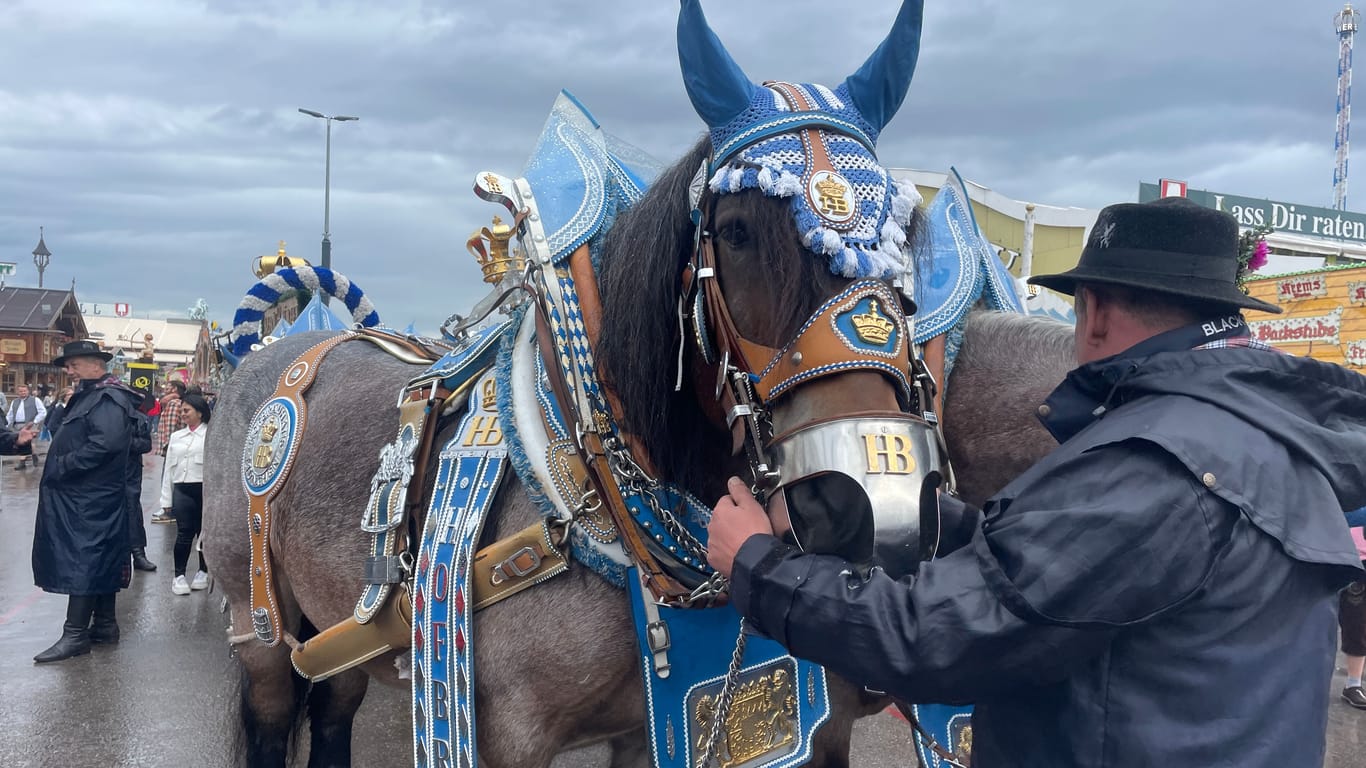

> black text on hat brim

[{"left": 1028, "top": 270, "right": 1283, "bottom": 315}]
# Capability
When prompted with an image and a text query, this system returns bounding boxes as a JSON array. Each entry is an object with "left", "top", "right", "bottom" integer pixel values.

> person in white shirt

[
  {"left": 8, "top": 384, "right": 47, "bottom": 469},
  {"left": 160, "top": 392, "right": 210, "bottom": 595}
]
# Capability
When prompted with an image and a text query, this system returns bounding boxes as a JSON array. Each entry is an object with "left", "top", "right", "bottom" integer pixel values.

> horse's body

[
  {"left": 204, "top": 334, "right": 652, "bottom": 766},
  {"left": 203, "top": 299, "right": 1073, "bottom": 766}
]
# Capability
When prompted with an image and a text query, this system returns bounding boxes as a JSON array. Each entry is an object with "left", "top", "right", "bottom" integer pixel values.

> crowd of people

[{"left": 14, "top": 348, "right": 215, "bottom": 664}]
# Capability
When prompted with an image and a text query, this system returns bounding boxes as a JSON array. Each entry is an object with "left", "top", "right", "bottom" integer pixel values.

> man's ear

[{"left": 1077, "top": 286, "right": 1110, "bottom": 350}]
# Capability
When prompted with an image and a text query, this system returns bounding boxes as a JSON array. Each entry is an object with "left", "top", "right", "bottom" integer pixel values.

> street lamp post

[
  {"left": 298, "top": 108, "right": 358, "bottom": 298},
  {"left": 32, "top": 226, "right": 51, "bottom": 289}
]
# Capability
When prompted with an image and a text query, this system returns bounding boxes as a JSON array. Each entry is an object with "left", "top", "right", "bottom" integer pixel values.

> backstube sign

[{"left": 1248, "top": 307, "right": 1343, "bottom": 346}]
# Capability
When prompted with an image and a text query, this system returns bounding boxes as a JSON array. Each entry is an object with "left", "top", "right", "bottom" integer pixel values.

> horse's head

[{"left": 621, "top": 0, "right": 936, "bottom": 577}]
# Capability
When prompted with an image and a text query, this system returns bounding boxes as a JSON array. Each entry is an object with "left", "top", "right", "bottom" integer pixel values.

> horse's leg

[
  {"left": 470, "top": 572, "right": 643, "bottom": 768},
  {"left": 807, "top": 677, "right": 887, "bottom": 768},
  {"left": 304, "top": 668, "right": 370, "bottom": 768},
  {"left": 607, "top": 729, "right": 650, "bottom": 768},
  {"left": 236, "top": 640, "right": 308, "bottom": 768}
]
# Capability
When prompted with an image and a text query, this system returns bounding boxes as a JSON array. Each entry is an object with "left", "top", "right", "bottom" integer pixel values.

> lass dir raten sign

[{"left": 1139, "top": 183, "right": 1366, "bottom": 243}]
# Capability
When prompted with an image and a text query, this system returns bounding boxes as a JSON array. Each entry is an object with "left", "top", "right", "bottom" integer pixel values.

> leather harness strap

[
  {"left": 529, "top": 251, "right": 692, "bottom": 604},
  {"left": 354, "top": 327, "right": 453, "bottom": 365},
  {"left": 568, "top": 247, "right": 661, "bottom": 479},
  {"left": 687, "top": 233, "right": 913, "bottom": 443},
  {"left": 570, "top": 246, "right": 696, "bottom": 601},
  {"left": 920, "top": 334, "right": 947, "bottom": 420},
  {"left": 289, "top": 516, "right": 569, "bottom": 682},
  {"left": 246, "top": 332, "right": 357, "bottom": 647},
  {"left": 291, "top": 582, "right": 414, "bottom": 682},
  {"left": 471, "top": 519, "right": 569, "bottom": 611}
]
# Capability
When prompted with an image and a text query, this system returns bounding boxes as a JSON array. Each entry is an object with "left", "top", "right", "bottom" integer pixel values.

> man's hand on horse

[{"left": 707, "top": 476, "right": 778, "bottom": 578}]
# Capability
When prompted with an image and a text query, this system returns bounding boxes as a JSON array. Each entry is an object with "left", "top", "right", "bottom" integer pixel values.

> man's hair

[
  {"left": 1075, "top": 282, "right": 1228, "bottom": 330},
  {"left": 182, "top": 392, "right": 212, "bottom": 424},
  {"left": 167, "top": 380, "right": 187, "bottom": 396}
]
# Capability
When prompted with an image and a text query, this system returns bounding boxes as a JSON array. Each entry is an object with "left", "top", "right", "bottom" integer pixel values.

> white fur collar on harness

[{"left": 506, "top": 313, "right": 632, "bottom": 580}]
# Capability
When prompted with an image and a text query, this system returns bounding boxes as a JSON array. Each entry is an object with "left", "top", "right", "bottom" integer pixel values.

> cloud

[{"left": 0, "top": 0, "right": 1350, "bottom": 332}]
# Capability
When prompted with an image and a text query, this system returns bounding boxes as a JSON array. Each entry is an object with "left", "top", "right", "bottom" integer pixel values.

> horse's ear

[
  {"left": 677, "top": 0, "right": 756, "bottom": 130},
  {"left": 842, "top": 0, "right": 924, "bottom": 134}
]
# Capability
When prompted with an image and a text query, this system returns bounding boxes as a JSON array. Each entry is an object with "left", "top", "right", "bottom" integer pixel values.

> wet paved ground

[{"left": 0, "top": 452, "right": 1360, "bottom": 766}]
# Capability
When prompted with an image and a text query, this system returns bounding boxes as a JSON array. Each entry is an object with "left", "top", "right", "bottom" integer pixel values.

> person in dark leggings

[{"left": 158, "top": 392, "right": 210, "bottom": 595}]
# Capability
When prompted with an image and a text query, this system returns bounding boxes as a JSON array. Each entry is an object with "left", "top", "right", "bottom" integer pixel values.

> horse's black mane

[{"left": 596, "top": 137, "right": 924, "bottom": 498}]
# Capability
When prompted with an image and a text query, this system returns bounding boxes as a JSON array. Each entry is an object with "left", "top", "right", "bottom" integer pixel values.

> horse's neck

[{"left": 942, "top": 314, "right": 1073, "bottom": 506}]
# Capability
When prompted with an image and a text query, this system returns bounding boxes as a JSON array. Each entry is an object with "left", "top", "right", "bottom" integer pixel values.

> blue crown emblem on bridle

[{"left": 678, "top": 0, "right": 925, "bottom": 281}]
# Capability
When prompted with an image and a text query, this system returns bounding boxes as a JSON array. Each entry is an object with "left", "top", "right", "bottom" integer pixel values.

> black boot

[
  {"left": 89, "top": 593, "right": 119, "bottom": 645},
  {"left": 131, "top": 548, "right": 157, "bottom": 572},
  {"left": 34, "top": 595, "right": 95, "bottom": 663}
]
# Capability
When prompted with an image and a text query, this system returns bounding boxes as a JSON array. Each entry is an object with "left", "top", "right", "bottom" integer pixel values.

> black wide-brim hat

[
  {"left": 1029, "top": 196, "right": 1282, "bottom": 315},
  {"left": 52, "top": 339, "right": 113, "bottom": 366}
]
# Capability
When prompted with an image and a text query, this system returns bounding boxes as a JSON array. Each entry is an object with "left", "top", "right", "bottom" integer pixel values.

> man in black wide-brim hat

[
  {"left": 709, "top": 197, "right": 1366, "bottom": 766},
  {"left": 31, "top": 339, "right": 145, "bottom": 663}
]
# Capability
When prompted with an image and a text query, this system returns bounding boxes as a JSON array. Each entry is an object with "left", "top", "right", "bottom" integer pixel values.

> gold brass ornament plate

[
  {"left": 689, "top": 659, "right": 799, "bottom": 768},
  {"left": 546, "top": 439, "right": 617, "bottom": 543},
  {"left": 952, "top": 721, "right": 974, "bottom": 764},
  {"left": 808, "top": 170, "right": 856, "bottom": 227},
  {"left": 242, "top": 399, "right": 297, "bottom": 496}
]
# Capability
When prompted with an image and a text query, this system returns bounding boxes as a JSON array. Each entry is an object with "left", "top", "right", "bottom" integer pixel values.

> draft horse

[
  {"left": 203, "top": 140, "right": 1073, "bottom": 768},
  {"left": 202, "top": 2, "right": 1076, "bottom": 766}
]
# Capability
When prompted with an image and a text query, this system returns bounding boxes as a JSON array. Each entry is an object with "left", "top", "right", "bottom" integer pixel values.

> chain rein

[{"left": 694, "top": 619, "right": 749, "bottom": 768}]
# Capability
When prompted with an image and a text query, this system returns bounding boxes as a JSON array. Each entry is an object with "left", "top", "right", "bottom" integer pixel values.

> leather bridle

[{"left": 680, "top": 184, "right": 920, "bottom": 481}]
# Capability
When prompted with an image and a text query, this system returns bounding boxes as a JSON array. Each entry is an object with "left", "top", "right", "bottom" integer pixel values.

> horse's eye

[{"left": 717, "top": 222, "right": 750, "bottom": 249}]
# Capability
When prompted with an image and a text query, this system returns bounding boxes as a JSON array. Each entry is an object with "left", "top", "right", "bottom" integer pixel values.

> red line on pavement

[{"left": 0, "top": 587, "right": 43, "bottom": 625}]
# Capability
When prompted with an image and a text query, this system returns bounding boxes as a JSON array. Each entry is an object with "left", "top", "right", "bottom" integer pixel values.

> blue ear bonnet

[
  {"left": 707, "top": 82, "right": 920, "bottom": 280},
  {"left": 679, "top": 0, "right": 925, "bottom": 281},
  {"left": 709, "top": 82, "right": 879, "bottom": 167}
]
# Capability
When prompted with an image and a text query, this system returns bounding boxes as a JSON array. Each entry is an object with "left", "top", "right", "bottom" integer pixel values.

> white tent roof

[{"left": 84, "top": 316, "right": 204, "bottom": 365}]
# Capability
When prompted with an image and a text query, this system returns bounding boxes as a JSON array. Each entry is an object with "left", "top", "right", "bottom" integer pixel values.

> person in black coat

[
  {"left": 32, "top": 341, "right": 145, "bottom": 664},
  {"left": 46, "top": 388, "right": 157, "bottom": 575},
  {"left": 126, "top": 395, "right": 157, "bottom": 573},
  {"left": 708, "top": 198, "right": 1366, "bottom": 767}
]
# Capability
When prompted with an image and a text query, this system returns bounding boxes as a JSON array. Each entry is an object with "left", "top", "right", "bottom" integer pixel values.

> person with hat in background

[
  {"left": 31, "top": 339, "right": 146, "bottom": 663},
  {"left": 47, "top": 382, "right": 160, "bottom": 574},
  {"left": 708, "top": 197, "right": 1366, "bottom": 766}
]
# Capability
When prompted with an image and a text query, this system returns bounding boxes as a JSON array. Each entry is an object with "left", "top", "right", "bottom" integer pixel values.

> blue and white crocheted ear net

[{"left": 706, "top": 84, "right": 921, "bottom": 280}]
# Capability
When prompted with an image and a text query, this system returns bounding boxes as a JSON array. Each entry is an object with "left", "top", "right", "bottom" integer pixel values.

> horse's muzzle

[{"left": 768, "top": 413, "right": 942, "bottom": 579}]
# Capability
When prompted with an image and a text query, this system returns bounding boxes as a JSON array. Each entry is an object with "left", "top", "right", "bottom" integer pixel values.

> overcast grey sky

[{"left": 0, "top": 0, "right": 1346, "bottom": 332}]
